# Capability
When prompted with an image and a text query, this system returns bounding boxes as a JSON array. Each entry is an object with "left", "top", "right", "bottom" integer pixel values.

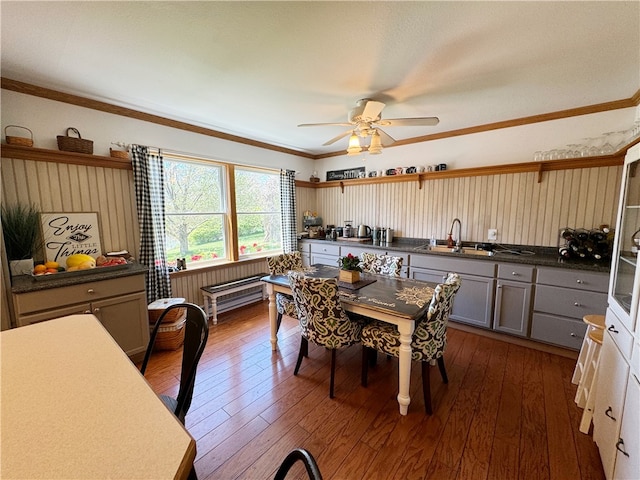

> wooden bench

[{"left": 201, "top": 273, "right": 268, "bottom": 324}]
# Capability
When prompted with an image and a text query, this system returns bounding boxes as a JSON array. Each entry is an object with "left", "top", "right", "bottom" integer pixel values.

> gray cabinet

[
  {"left": 531, "top": 267, "right": 609, "bottom": 350},
  {"left": 410, "top": 254, "right": 496, "bottom": 329},
  {"left": 298, "top": 242, "right": 311, "bottom": 267},
  {"left": 493, "top": 263, "right": 534, "bottom": 337},
  {"left": 309, "top": 242, "right": 341, "bottom": 266},
  {"left": 12, "top": 273, "right": 149, "bottom": 357}
]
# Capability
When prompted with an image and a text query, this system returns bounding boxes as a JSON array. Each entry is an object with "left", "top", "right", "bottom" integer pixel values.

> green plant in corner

[
  {"left": 338, "top": 253, "right": 362, "bottom": 272},
  {"left": 1, "top": 202, "right": 41, "bottom": 260}
]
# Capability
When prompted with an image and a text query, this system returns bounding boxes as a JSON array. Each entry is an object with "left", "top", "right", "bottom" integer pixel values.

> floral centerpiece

[{"left": 338, "top": 253, "right": 362, "bottom": 283}]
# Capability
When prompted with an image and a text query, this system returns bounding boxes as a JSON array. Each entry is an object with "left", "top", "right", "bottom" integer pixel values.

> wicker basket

[
  {"left": 4, "top": 125, "right": 33, "bottom": 147},
  {"left": 153, "top": 312, "right": 187, "bottom": 351},
  {"left": 148, "top": 297, "right": 186, "bottom": 325},
  {"left": 109, "top": 148, "right": 129, "bottom": 159},
  {"left": 56, "top": 127, "right": 93, "bottom": 154}
]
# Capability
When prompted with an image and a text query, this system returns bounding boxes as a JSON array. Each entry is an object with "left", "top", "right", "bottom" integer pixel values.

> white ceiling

[{"left": 2, "top": 1, "right": 639, "bottom": 157}]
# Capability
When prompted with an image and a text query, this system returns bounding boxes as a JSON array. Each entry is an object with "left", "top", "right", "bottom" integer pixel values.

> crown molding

[{"left": 3, "top": 77, "right": 638, "bottom": 161}]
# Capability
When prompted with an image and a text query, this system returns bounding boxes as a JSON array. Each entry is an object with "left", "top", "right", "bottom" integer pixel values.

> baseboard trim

[{"left": 448, "top": 321, "right": 578, "bottom": 359}]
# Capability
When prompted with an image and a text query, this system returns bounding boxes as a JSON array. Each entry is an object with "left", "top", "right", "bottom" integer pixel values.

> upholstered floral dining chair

[
  {"left": 359, "top": 252, "right": 403, "bottom": 277},
  {"left": 266, "top": 251, "right": 304, "bottom": 331},
  {"left": 360, "top": 272, "right": 461, "bottom": 414},
  {"left": 288, "top": 271, "right": 367, "bottom": 398}
]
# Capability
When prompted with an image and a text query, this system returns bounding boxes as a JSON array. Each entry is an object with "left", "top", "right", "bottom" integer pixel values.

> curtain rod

[{"left": 113, "top": 142, "right": 286, "bottom": 174}]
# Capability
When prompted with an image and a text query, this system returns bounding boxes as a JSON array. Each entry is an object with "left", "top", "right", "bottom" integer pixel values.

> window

[
  {"left": 235, "top": 167, "right": 282, "bottom": 257},
  {"left": 164, "top": 158, "right": 227, "bottom": 268},
  {"left": 163, "top": 156, "right": 282, "bottom": 269}
]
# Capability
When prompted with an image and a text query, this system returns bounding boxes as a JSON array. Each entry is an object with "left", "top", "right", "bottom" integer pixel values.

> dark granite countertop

[
  {"left": 11, "top": 263, "right": 149, "bottom": 294},
  {"left": 299, "top": 237, "right": 611, "bottom": 274}
]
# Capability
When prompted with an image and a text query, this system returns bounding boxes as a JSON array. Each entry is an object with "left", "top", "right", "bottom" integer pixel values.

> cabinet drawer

[
  {"left": 530, "top": 313, "right": 587, "bottom": 350},
  {"left": 534, "top": 284, "right": 608, "bottom": 320},
  {"left": 342, "top": 245, "right": 383, "bottom": 259},
  {"left": 536, "top": 267, "right": 609, "bottom": 292},
  {"left": 297, "top": 242, "right": 311, "bottom": 254},
  {"left": 14, "top": 274, "right": 146, "bottom": 315},
  {"left": 309, "top": 253, "right": 338, "bottom": 267},
  {"left": 409, "top": 254, "right": 495, "bottom": 277},
  {"left": 310, "top": 242, "right": 340, "bottom": 256},
  {"left": 497, "top": 263, "right": 534, "bottom": 282},
  {"left": 606, "top": 308, "right": 634, "bottom": 360}
]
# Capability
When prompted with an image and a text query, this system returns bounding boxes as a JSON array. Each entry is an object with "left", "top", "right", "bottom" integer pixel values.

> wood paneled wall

[
  {"left": 0, "top": 155, "right": 622, "bottom": 330},
  {"left": 314, "top": 166, "right": 623, "bottom": 246},
  {"left": 1, "top": 157, "right": 139, "bottom": 254}
]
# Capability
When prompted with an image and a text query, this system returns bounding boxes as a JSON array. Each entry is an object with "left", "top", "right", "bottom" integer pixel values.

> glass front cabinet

[{"left": 593, "top": 143, "right": 640, "bottom": 479}]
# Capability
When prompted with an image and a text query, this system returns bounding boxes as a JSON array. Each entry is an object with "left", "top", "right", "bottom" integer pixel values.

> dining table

[
  {"left": 261, "top": 264, "right": 437, "bottom": 415},
  {"left": 1, "top": 314, "right": 196, "bottom": 479}
]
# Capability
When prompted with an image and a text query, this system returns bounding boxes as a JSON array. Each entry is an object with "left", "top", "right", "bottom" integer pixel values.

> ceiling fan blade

[
  {"left": 361, "top": 100, "right": 385, "bottom": 121},
  {"left": 298, "top": 122, "right": 352, "bottom": 127},
  {"left": 379, "top": 117, "right": 440, "bottom": 127},
  {"left": 377, "top": 128, "right": 396, "bottom": 146},
  {"left": 323, "top": 129, "right": 353, "bottom": 146}
]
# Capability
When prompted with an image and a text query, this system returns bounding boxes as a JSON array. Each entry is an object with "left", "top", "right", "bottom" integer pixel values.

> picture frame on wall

[{"left": 40, "top": 212, "right": 103, "bottom": 266}]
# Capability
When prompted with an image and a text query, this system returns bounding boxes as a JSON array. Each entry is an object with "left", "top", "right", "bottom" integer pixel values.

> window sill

[{"left": 168, "top": 255, "right": 274, "bottom": 277}]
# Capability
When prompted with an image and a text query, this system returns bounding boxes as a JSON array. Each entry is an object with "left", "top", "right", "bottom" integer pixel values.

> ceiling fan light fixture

[
  {"left": 346, "top": 132, "right": 362, "bottom": 156},
  {"left": 368, "top": 130, "right": 383, "bottom": 154}
]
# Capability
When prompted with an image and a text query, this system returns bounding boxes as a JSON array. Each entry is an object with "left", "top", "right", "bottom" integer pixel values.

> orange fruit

[
  {"left": 33, "top": 264, "right": 47, "bottom": 274},
  {"left": 44, "top": 261, "right": 59, "bottom": 270},
  {"left": 45, "top": 268, "right": 59, "bottom": 274}
]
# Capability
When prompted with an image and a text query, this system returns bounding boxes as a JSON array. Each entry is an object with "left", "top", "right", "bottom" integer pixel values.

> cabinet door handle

[
  {"left": 497, "top": 284, "right": 502, "bottom": 289},
  {"left": 84, "top": 310, "right": 91, "bottom": 314},
  {"left": 511, "top": 272, "right": 519, "bottom": 276},
  {"left": 615, "top": 439, "right": 630, "bottom": 457},
  {"left": 576, "top": 279, "right": 583, "bottom": 284},
  {"left": 608, "top": 325, "right": 619, "bottom": 334},
  {"left": 93, "top": 307, "right": 100, "bottom": 314},
  {"left": 574, "top": 302, "right": 582, "bottom": 307},
  {"left": 87, "top": 288, "right": 95, "bottom": 294},
  {"left": 570, "top": 332, "right": 577, "bottom": 337},
  {"left": 605, "top": 406, "right": 616, "bottom": 421}
]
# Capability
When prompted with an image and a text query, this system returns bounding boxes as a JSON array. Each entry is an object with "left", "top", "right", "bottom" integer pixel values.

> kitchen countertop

[
  {"left": 299, "top": 237, "right": 611, "bottom": 273},
  {"left": 11, "top": 262, "right": 149, "bottom": 293}
]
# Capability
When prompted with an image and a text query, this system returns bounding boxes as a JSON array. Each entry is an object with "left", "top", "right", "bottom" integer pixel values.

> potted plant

[
  {"left": 1, "top": 202, "right": 41, "bottom": 276},
  {"left": 338, "top": 253, "right": 362, "bottom": 283}
]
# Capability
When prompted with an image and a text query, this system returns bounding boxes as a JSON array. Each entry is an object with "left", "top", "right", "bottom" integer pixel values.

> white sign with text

[{"left": 40, "top": 212, "right": 102, "bottom": 267}]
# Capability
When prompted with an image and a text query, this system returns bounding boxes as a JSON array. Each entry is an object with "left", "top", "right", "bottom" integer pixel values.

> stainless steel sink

[{"left": 413, "top": 245, "right": 495, "bottom": 257}]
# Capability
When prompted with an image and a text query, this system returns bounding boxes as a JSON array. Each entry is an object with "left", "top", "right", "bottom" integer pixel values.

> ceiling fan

[{"left": 298, "top": 98, "right": 439, "bottom": 155}]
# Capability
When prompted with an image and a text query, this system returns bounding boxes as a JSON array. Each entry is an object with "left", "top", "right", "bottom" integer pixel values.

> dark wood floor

[{"left": 142, "top": 301, "right": 605, "bottom": 480}]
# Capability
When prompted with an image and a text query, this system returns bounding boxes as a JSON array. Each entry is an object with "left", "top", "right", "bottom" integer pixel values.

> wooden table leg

[
  {"left": 396, "top": 320, "right": 415, "bottom": 415},
  {"left": 266, "top": 284, "right": 278, "bottom": 351}
]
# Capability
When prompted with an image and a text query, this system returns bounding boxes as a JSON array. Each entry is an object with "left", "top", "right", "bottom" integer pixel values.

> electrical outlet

[{"left": 488, "top": 229, "right": 498, "bottom": 241}]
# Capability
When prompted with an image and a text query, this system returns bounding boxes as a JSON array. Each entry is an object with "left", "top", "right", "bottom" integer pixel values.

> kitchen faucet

[{"left": 448, "top": 218, "right": 462, "bottom": 252}]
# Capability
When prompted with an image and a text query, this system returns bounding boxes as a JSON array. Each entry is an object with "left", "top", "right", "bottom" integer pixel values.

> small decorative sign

[
  {"left": 40, "top": 212, "right": 102, "bottom": 266},
  {"left": 326, "top": 167, "right": 366, "bottom": 181}
]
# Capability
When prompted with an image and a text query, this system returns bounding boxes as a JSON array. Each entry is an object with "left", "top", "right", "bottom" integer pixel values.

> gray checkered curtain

[
  {"left": 131, "top": 145, "right": 171, "bottom": 303},
  {"left": 280, "top": 169, "right": 297, "bottom": 253}
]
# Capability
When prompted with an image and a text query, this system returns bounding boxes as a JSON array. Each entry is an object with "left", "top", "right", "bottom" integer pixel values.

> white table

[
  {"left": 262, "top": 265, "right": 435, "bottom": 415},
  {"left": 1, "top": 314, "right": 196, "bottom": 479}
]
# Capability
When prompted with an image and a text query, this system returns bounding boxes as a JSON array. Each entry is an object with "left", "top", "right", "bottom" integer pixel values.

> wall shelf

[
  {"left": 1, "top": 144, "right": 132, "bottom": 170},
  {"left": 296, "top": 152, "right": 629, "bottom": 190},
  {"left": 3, "top": 137, "right": 637, "bottom": 184}
]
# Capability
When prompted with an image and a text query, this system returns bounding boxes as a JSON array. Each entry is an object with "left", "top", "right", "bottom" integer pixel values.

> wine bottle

[
  {"left": 560, "top": 228, "right": 575, "bottom": 240},
  {"left": 575, "top": 228, "right": 589, "bottom": 241}
]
